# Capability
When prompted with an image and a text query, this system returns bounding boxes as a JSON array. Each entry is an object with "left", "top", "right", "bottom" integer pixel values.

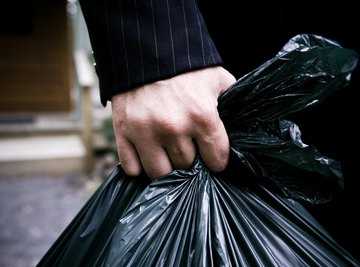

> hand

[{"left": 111, "top": 66, "right": 236, "bottom": 179}]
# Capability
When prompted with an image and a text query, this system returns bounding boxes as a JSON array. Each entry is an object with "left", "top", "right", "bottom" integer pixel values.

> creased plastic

[
  {"left": 37, "top": 34, "right": 359, "bottom": 267},
  {"left": 218, "top": 34, "right": 358, "bottom": 204}
]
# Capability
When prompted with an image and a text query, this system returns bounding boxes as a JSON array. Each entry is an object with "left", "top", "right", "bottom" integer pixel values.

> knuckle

[
  {"left": 192, "top": 109, "right": 217, "bottom": 130},
  {"left": 158, "top": 118, "right": 186, "bottom": 136}
]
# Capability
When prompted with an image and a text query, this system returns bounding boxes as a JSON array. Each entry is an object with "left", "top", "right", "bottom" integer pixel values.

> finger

[
  {"left": 194, "top": 118, "right": 230, "bottom": 173},
  {"left": 116, "top": 139, "right": 143, "bottom": 177},
  {"left": 135, "top": 143, "right": 173, "bottom": 179},
  {"left": 164, "top": 137, "right": 197, "bottom": 170}
]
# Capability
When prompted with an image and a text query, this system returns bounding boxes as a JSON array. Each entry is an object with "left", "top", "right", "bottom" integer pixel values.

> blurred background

[{"left": 0, "top": 1, "right": 117, "bottom": 266}]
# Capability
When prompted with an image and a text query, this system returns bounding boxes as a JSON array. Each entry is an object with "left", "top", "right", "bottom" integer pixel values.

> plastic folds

[{"left": 37, "top": 34, "right": 359, "bottom": 266}]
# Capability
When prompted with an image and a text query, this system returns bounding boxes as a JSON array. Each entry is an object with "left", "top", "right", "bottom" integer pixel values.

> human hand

[{"left": 111, "top": 66, "right": 236, "bottom": 179}]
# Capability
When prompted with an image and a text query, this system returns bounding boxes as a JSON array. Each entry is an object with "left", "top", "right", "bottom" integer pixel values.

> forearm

[{"left": 79, "top": 0, "right": 223, "bottom": 106}]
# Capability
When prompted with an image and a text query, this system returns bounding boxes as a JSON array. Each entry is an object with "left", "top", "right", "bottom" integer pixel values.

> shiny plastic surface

[{"left": 37, "top": 34, "right": 359, "bottom": 267}]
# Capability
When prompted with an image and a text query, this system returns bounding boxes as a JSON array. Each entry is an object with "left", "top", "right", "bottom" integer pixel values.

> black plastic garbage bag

[{"left": 37, "top": 34, "right": 359, "bottom": 267}]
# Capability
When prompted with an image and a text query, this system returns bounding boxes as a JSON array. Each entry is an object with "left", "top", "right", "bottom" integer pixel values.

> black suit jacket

[{"left": 79, "top": 0, "right": 222, "bottom": 106}]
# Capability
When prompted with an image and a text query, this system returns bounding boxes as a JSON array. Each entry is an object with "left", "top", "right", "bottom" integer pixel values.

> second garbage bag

[{"left": 37, "top": 34, "right": 359, "bottom": 266}]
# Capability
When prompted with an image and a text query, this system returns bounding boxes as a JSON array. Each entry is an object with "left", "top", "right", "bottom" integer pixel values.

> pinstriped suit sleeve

[{"left": 79, "top": 0, "right": 223, "bottom": 106}]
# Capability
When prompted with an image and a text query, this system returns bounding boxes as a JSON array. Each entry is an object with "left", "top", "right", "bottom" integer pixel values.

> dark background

[{"left": 199, "top": 0, "right": 359, "bottom": 261}]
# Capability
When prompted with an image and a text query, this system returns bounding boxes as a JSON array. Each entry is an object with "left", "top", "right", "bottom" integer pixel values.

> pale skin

[{"left": 111, "top": 66, "right": 236, "bottom": 179}]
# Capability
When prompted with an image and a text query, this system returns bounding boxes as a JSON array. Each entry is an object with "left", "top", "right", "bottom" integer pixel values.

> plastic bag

[{"left": 37, "top": 34, "right": 359, "bottom": 267}]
